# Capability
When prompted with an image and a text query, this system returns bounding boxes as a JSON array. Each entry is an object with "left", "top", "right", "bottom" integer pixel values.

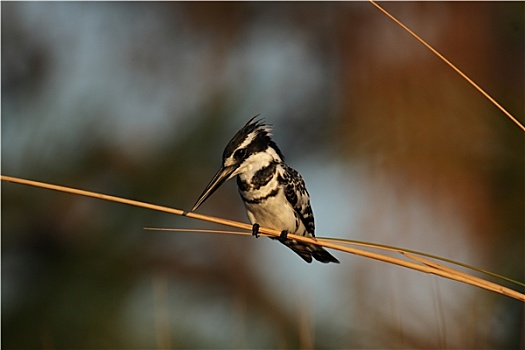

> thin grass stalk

[
  {"left": 322, "top": 237, "right": 524, "bottom": 287},
  {"left": 368, "top": 0, "right": 525, "bottom": 132},
  {"left": 147, "top": 228, "right": 524, "bottom": 288},
  {"left": 2, "top": 175, "right": 524, "bottom": 302}
]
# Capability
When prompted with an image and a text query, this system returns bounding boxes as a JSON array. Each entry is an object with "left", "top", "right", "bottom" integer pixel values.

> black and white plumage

[{"left": 192, "top": 117, "right": 339, "bottom": 264}]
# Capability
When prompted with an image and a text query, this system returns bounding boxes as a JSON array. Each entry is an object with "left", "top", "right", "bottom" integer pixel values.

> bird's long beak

[{"left": 192, "top": 165, "right": 236, "bottom": 211}]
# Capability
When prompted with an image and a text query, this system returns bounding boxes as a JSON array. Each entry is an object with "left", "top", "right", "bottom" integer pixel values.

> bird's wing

[{"left": 279, "top": 164, "right": 316, "bottom": 237}]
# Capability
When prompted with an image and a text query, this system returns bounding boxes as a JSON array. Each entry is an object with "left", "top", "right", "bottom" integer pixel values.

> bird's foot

[
  {"left": 280, "top": 230, "right": 289, "bottom": 240},
  {"left": 252, "top": 223, "right": 260, "bottom": 238}
]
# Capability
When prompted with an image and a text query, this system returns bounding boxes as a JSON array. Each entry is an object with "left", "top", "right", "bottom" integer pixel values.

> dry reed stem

[
  {"left": 403, "top": 252, "right": 521, "bottom": 301},
  {"left": 321, "top": 237, "right": 524, "bottom": 287},
  {"left": 368, "top": 0, "right": 525, "bottom": 132},
  {"left": 2, "top": 175, "right": 524, "bottom": 302}
]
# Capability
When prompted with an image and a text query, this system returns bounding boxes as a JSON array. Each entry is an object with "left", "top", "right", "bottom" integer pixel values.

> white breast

[{"left": 244, "top": 190, "right": 301, "bottom": 232}]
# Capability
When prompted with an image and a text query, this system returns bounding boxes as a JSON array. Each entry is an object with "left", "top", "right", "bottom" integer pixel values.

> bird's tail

[{"left": 273, "top": 238, "right": 340, "bottom": 264}]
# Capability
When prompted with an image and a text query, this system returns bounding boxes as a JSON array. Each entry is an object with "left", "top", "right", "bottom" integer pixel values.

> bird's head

[{"left": 192, "top": 116, "right": 284, "bottom": 211}]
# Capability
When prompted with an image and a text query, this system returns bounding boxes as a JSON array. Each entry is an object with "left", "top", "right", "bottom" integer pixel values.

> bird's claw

[{"left": 252, "top": 223, "right": 260, "bottom": 238}]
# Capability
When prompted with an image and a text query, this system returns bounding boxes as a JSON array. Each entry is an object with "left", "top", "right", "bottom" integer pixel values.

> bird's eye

[{"left": 234, "top": 148, "right": 246, "bottom": 160}]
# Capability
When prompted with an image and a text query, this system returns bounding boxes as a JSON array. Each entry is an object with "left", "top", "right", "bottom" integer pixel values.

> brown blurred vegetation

[{"left": 2, "top": 2, "right": 523, "bottom": 349}]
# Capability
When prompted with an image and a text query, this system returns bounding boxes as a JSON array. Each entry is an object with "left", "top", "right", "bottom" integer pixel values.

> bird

[{"left": 191, "top": 116, "right": 339, "bottom": 264}]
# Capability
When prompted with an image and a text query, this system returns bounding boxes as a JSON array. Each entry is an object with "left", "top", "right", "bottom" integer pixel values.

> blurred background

[{"left": 2, "top": 2, "right": 523, "bottom": 348}]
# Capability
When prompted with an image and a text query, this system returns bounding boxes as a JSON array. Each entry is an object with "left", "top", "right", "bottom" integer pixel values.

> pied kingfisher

[{"left": 191, "top": 117, "right": 339, "bottom": 264}]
